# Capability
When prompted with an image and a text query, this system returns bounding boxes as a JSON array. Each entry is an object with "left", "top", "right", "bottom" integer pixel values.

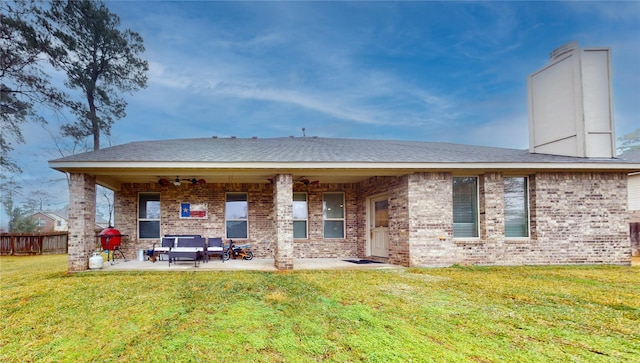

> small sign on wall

[{"left": 180, "top": 203, "right": 208, "bottom": 219}]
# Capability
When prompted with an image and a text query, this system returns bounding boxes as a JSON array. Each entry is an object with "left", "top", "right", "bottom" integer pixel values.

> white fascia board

[{"left": 49, "top": 160, "right": 640, "bottom": 172}]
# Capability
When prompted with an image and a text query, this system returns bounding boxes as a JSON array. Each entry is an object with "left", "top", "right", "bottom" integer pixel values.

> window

[
  {"left": 629, "top": 174, "right": 640, "bottom": 211},
  {"left": 226, "top": 193, "right": 248, "bottom": 239},
  {"left": 453, "top": 177, "right": 478, "bottom": 238},
  {"left": 139, "top": 193, "right": 160, "bottom": 239},
  {"left": 323, "top": 193, "right": 345, "bottom": 238},
  {"left": 293, "top": 193, "right": 308, "bottom": 239},
  {"left": 504, "top": 177, "right": 529, "bottom": 237},
  {"left": 36, "top": 219, "right": 46, "bottom": 227},
  {"left": 374, "top": 199, "right": 389, "bottom": 228}
]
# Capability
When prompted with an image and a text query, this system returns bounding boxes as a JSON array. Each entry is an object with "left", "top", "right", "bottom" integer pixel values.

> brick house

[
  {"left": 49, "top": 43, "right": 640, "bottom": 272},
  {"left": 29, "top": 211, "right": 68, "bottom": 232}
]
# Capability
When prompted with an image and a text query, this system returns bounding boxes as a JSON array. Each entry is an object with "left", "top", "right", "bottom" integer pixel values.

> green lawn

[{"left": 1, "top": 255, "right": 638, "bottom": 362}]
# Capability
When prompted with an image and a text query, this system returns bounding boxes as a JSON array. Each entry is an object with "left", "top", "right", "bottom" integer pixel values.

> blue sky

[{"left": 3, "top": 1, "right": 640, "bottom": 227}]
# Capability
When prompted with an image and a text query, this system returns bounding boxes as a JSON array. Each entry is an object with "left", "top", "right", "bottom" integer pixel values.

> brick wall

[
  {"left": 454, "top": 172, "right": 630, "bottom": 266},
  {"left": 109, "top": 171, "right": 630, "bottom": 268},
  {"left": 114, "top": 181, "right": 360, "bottom": 260},
  {"left": 115, "top": 182, "right": 274, "bottom": 257},
  {"left": 529, "top": 172, "right": 629, "bottom": 264},
  {"left": 293, "top": 183, "right": 359, "bottom": 258},
  {"left": 406, "top": 172, "right": 456, "bottom": 267},
  {"left": 356, "top": 173, "right": 456, "bottom": 267}
]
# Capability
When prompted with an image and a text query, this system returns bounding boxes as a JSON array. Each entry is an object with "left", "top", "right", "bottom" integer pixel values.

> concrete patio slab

[{"left": 92, "top": 257, "right": 404, "bottom": 272}]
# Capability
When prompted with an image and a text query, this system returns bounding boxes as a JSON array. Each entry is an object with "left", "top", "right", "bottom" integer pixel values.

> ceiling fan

[
  {"left": 157, "top": 176, "right": 206, "bottom": 187},
  {"left": 267, "top": 177, "right": 319, "bottom": 186},
  {"left": 296, "top": 178, "right": 319, "bottom": 186}
]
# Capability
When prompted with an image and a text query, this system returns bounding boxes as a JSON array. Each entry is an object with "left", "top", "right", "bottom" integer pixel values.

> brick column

[
  {"left": 68, "top": 173, "right": 96, "bottom": 272},
  {"left": 273, "top": 174, "right": 294, "bottom": 270}
]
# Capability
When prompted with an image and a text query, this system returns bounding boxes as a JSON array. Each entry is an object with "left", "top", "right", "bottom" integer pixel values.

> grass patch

[{"left": 1, "top": 255, "right": 638, "bottom": 362}]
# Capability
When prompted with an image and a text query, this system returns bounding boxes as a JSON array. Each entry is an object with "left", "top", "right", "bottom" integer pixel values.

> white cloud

[
  {"left": 460, "top": 115, "right": 530, "bottom": 150},
  {"left": 147, "top": 61, "right": 193, "bottom": 89},
  {"left": 564, "top": 1, "right": 640, "bottom": 23}
]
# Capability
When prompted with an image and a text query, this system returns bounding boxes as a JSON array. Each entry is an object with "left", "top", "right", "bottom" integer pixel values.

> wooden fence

[{"left": 0, "top": 232, "right": 68, "bottom": 255}]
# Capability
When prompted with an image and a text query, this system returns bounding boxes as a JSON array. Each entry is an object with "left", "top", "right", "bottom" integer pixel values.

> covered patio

[
  {"left": 90, "top": 257, "right": 403, "bottom": 272},
  {"left": 50, "top": 137, "right": 431, "bottom": 273}
]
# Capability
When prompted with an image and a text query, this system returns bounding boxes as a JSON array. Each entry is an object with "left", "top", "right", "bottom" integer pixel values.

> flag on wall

[{"left": 180, "top": 203, "right": 208, "bottom": 219}]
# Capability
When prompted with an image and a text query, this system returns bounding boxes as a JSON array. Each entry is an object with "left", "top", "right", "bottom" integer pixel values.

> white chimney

[{"left": 528, "top": 42, "right": 615, "bottom": 158}]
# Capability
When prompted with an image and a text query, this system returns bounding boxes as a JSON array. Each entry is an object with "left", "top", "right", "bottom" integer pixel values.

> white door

[{"left": 370, "top": 196, "right": 389, "bottom": 257}]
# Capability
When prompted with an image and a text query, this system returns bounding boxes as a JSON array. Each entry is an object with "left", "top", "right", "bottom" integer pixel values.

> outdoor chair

[
  {"left": 150, "top": 237, "right": 175, "bottom": 262},
  {"left": 205, "top": 237, "right": 224, "bottom": 262}
]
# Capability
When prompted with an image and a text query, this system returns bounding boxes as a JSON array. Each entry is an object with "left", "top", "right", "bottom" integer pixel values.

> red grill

[
  {"left": 99, "top": 227, "right": 123, "bottom": 250},
  {"left": 97, "top": 227, "right": 128, "bottom": 264}
]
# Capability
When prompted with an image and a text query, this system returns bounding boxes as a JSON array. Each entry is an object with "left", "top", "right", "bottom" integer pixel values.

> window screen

[
  {"left": 453, "top": 177, "right": 478, "bottom": 238},
  {"left": 226, "top": 193, "right": 248, "bottom": 239},
  {"left": 293, "top": 193, "right": 308, "bottom": 239},
  {"left": 323, "top": 193, "right": 345, "bottom": 238},
  {"left": 504, "top": 177, "right": 529, "bottom": 237},
  {"left": 139, "top": 193, "right": 160, "bottom": 239}
]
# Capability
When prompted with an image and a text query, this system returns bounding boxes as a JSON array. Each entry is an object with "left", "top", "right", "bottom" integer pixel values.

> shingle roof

[
  {"left": 619, "top": 149, "right": 640, "bottom": 162},
  {"left": 49, "top": 137, "right": 637, "bottom": 165}
]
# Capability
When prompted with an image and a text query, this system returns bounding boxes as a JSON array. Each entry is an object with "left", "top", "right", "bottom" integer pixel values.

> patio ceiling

[
  {"left": 53, "top": 164, "right": 416, "bottom": 191},
  {"left": 51, "top": 160, "right": 640, "bottom": 191}
]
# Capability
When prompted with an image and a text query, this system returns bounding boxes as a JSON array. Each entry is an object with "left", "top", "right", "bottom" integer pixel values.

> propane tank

[{"left": 89, "top": 252, "right": 104, "bottom": 269}]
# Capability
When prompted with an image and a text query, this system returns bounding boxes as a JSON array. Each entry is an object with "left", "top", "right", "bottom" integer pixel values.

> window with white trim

[
  {"left": 139, "top": 192, "right": 160, "bottom": 239},
  {"left": 504, "top": 177, "right": 530, "bottom": 238},
  {"left": 226, "top": 193, "right": 248, "bottom": 239},
  {"left": 453, "top": 177, "right": 479, "bottom": 238},
  {"left": 293, "top": 192, "right": 308, "bottom": 239},
  {"left": 323, "top": 192, "right": 345, "bottom": 238}
]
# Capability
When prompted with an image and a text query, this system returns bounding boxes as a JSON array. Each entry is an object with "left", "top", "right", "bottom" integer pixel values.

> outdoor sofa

[{"left": 151, "top": 235, "right": 225, "bottom": 266}]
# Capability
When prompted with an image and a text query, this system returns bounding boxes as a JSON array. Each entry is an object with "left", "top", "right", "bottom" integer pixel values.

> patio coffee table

[{"left": 168, "top": 247, "right": 204, "bottom": 267}]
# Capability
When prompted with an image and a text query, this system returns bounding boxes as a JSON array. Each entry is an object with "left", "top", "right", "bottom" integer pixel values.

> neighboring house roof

[
  {"left": 33, "top": 211, "right": 66, "bottom": 222},
  {"left": 30, "top": 212, "right": 53, "bottom": 221},
  {"left": 49, "top": 137, "right": 640, "bottom": 190},
  {"left": 54, "top": 206, "right": 69, "bottom": 220}
]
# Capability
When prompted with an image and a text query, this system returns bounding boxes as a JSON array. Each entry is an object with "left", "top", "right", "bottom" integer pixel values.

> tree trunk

[{"left": 87, "top": 91, "right": 100, "bottom": 150}]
